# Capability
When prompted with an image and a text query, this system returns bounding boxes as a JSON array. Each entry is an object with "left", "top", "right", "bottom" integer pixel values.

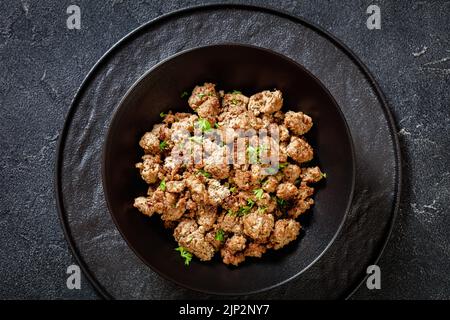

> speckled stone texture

[{"left": 0, "top": 0, "right": 448, "bottom": 299}]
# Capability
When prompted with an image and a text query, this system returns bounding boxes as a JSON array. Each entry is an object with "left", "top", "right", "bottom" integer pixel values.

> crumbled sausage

[
  {"left": 207, "top": 180, "right": 231, "bottom": 206},
  {"left": 188, "top": 83, "right": 220, "bottom": 120},
  {"left": 284, "top": 111, "right": 313, "bottom": 136},
  {"left": 139, "top": 132, "right": 160, "bottom": 154},
  {"left": 262, "top": 176, "right": 278, "bottom": 193},
  {"left": 173, "top": 220, "right": 215, "bottom": 261},
  {"left": 233, "top": 169, "right": 253, "bottom": 191},
  {"left": 269, "top": 219, "right": 301, "bottom": 250},
  {"left": 196, "top": 205, "right": 218, "bottom": 230},
  {"left": 136, "top": 155, "right": 160, "bottom": 184},
  {"left": 217, "top": 213, "right": 243, "bottom": 234},
  {"left": 248, "top": 90, "right": 283, "bottom": 115},
  {"left": 244, "top": 242, "right": 267, "bottom": 258},
  {"left": 276, "top": 182, "right": 298, "bottom": 200},
  {"left": 286, "top": 136, "right": 313, "bottom": 163},
  {"left": 282, "top": 164, "right": 302, "bottom": 184},
  {"left": 221, "top": 250, "right": 246, "bottom": 266},
  {"left": 166, "top": 180, "right": 185, "bottom": 193},
  {"left": 242, "top": 211, "right": 274, "bottom": 242},
  {"left": 133, "top": 196, "right": 153, "bottom": 217},
  {"left": 134, "top": 84, "right": 324, "bottom": 266},
  {"left": 300, "top": 166, "right": 324, "bottom": 183},
  {"left": 162, "top": 193, "right": 187, "bottom": 221},
  {"left": 224, "top": 234, "right": 247, "bottom": 253}
]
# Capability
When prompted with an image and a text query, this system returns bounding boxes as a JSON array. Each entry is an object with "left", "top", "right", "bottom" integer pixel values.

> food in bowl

[{"left": 133, "top": 83, "right": 325, "bottom": 266}]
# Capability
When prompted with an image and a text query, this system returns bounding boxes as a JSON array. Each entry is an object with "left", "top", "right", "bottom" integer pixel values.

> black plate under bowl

[{"left": 102, "top": 44, "right": 355, "bottom": 295}]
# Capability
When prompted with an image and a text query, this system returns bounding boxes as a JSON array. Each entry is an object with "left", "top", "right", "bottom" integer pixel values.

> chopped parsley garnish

[
  {"left": 229, "top": 186, "right": 237, "bottom": 193},
  {"left": 232, "top": 90, "right": 242, "bottom": 95},
  {"left": 159, "top": 140, "right": 168, "bottom": 151},
  {"left": 197, "top": 169, "right": 212, "bottom": 178},
  {"left": 197, "top": 93, "right": 206, "bottom": 99},
  {"left": 215, "top": 229, "right": 225, "bottom": 242},
  {"left": 258, "top": 206, "right": 268, "bottom": 213},
  {"left": 238, "top": 206, "right": 251, "bottom": 216},
  {"left": 253, "top": 188, "right": 264, "bottom": 199},
  {"left": 278, "top": 163, "right": 288, "bottom": 169},
  {"left": 231, "top": 99, "right": 238, "bottom": 105},
  {"left": 234, "top": 199, "right": 256, "bottom": 217},
  {"left": 197, "top": 118, "right": 212, "bottom": 132},
  {"left": 227, "top": 209, "right": 235, "bottom": 216},
  {"left": 159, "top": 179, "right": 166, "bottom": 191},
  {"left": 180, "top": 91, "right": 189, "bottom": 98},
  {"left": 175, "top": 246, "right": 192, "bottom": 266},
  {"left": 214, "top": 122, "right": 220, "bottom": 128},
  {"left": 276, "top": 197, "right": 288, "bottom": 209},
  {"left": 159, "top": 112, "right": 167, "bottom": 118},
  {"left": 322, "top": 172, "right": 327, "bottom": 179}
]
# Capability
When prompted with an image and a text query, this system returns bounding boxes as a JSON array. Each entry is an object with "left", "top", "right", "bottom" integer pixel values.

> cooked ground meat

[
  {"left": 269, "top": 219, "right": 301, "bottom": 250},
  {"left": 284, "top": 111, "right": 313, "bottom": 136},
  {"left": 248, "top": 90, "right": 283, "bottom": 116},
  {"left": 133, "top": 83, "right": 324, "bottom": 266},
  {"left": 242, "top": 211, "right": 274, "bottom": 242},
  {"left": 133, "top": 197, "right": 153, "bottom": 217},
  {"left": 276, "top": 182, "right": 298, "bottom": 200},
  {"left": 166, "top": 180, "right": 185, "bottom": 193},
  {"left": 286, "top": 136, "right": 314, "bottom": 163}
]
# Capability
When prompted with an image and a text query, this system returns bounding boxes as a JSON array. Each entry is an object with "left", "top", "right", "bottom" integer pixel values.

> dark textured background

[{"left": 0, "top": 0, "right": 448, "bottom": 299}]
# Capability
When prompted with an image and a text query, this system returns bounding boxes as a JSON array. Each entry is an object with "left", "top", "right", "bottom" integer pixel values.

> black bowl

[{"left": 102, "top": 44, "right": 355, "bottom": 295}]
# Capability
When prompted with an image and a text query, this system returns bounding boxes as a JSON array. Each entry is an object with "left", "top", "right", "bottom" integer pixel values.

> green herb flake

[
  {"left": 159, "top": 179, "right": 166, "bottom": 191},
  {"left": 175, "top": 246, "right": 193, "bottom": 266},
  {"left": 180, "top": 91, "right": 189, "bottom": 98},
  {"left": 258, "top": 206, "right": 268, "bottom": 213},
  {"left": 159, "top": 112, "right": 167, "bottom": 118},
  {"left": 197, "top": 118, "right": 212, "bottom": 132},
  {"left": 214, "top": 122, "right": 220, "bottom": 129},
  {"left": 232, "top": 90, "right": 242, "bottom": 95},
  {"left": 159, "top": 140, "right": 168, "bottom": 151},
  {"left": 322, "top": 172, "right": 327, "bottom": 179},
  {"left": 197, "top": 93, "right": 206, "bottom": 99},
  {"left": 237, "top": 206, "right": 251, "bottom": 216},
  {"left": 276, "top": 197, "right": 287, "bottom": 208},
  {"left": 229, "top": 186, "right": 237, "bottom": 193},
  {"left": 253, "top": 188, "right": 264, "bottom": 199},
  {"left": 197, "top": 169, "right": 212, "bottom": 178},
  {"left": 278, "top": 163, "right": 288, "bottom": 169},
  {"left": 215, "top": 229, "right": 225, "bottom": 242}
]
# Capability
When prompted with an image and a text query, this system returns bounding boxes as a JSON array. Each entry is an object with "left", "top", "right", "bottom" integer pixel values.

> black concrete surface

[{"left": 0, "top": 0, "right": 448, "bottom": 299}]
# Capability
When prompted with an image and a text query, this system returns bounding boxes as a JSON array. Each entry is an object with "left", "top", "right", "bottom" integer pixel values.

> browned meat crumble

[{"left": 133, "top": 83, "right": 324, "bottom": 266}]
